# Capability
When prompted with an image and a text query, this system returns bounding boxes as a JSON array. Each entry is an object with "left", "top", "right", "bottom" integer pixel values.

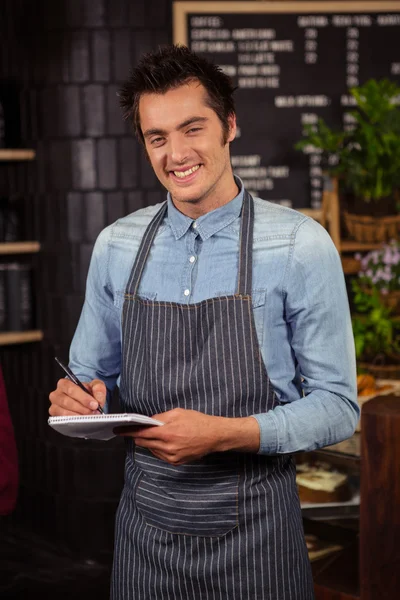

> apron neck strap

[
  {"left": 128, "top": 201, "right": 168, "bottom": 296},
  {"left": 237, "top": 190, "right": 254, "bottom": 296},
  {"left": 127, "top": 191, "right": 255, "bottom": 297}
]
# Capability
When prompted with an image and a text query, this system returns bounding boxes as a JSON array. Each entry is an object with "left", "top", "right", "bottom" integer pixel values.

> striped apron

[{"left": 111, "top": 192, "right": 314, "bottom": 599}]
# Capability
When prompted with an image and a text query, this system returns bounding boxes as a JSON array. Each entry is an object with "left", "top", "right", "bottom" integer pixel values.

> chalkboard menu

[{"left": 173, "top": 2, "right": 400, "bottom": 209}]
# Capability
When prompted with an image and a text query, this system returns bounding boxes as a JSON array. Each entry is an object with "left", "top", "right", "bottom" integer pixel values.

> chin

[
  {"left": 170, "top": 185, "right": 204, "bottom": 204},
  {"left": 172, "top": 194, "right": 200, "bottom": 205}
]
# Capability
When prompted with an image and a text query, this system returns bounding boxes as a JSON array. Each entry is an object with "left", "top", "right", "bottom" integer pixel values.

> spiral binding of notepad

[{"left": 49, "top": 414, "right": 135, "bottom": 422}]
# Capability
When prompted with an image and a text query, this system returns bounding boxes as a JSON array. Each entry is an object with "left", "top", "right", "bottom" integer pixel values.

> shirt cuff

[{"left": 251, "top": 411, "right": 279, "bottom": 455}]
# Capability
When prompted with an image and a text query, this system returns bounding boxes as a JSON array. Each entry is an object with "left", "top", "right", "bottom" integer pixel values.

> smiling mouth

[{"left": 172, "top": 164, "right": 201, "bottom": 178}]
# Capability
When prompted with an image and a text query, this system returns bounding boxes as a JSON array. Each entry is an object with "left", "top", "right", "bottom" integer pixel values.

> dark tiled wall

[{"left": 1, "top": 0, "right": 171, "bottom": 559}]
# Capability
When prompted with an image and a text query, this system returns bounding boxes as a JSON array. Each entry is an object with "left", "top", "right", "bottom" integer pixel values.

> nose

[{"left": 169, "top": 135, "right": 190, "bottom": 166}]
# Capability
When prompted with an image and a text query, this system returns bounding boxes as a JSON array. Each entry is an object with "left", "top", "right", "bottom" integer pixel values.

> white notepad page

[{"left": 48, "top": 413, "right": 164, "bottom": 441}]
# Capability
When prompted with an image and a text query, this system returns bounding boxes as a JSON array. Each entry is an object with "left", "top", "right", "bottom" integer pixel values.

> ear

[{"left": 227, "top": 113, "right": 237, "bottom": 143}]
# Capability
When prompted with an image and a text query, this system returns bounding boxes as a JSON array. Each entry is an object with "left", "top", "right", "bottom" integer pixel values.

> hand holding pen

[{"left": 54, "top": 357, "right": 105, "bottom": 414}]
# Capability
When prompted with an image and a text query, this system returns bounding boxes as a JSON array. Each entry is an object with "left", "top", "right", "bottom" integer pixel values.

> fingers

[
  {"left": 113, "top": 425, "right": 145, "bottom": 435},
  {"left": 115, "top": 424, "right": 166, "bottom": 440},
  {"left": 133, "top": 438, "right": 183, "bottom": 465},
  {"left": 151, "top": 408, "right": 182, "bottom": 423},
  {"left": 49, "top": 405, "right": 97, "bottom": 417},
  {"left": 114, "top": 427, "right": 163, "bottom": 442},
  {"left": 150, "top": 449, "right": 185, "bottom": 465},
  {"left": 114, "top": 426, "right": 167, "bottom": 449},
  {"left": 129, "top": 433, "right": 185, "bottom": 463},
  {"left": 86, "top": 379, "right": 107, "bottom": 410},
  {"left": 49, "top": 378, "right": 101, "bottom": 416}
]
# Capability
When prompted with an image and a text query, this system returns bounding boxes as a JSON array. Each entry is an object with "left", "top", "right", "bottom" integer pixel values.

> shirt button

[
  {"left": 192, "top": 221, "right": 197, "bottom": 229},
  {"left": 189, "top": 255, "right": 196, "bottom": 263},
  {"left": 184, "top": 289, "right": 190, "bottom": 296}
]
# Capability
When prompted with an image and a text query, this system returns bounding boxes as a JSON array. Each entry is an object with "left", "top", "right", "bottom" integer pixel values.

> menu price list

[{"left": 188, "top": 11, "right": 400, "bottom": 209}]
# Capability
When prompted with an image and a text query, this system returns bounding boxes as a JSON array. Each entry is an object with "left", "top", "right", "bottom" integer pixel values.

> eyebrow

[{"left": 143, "top": 116, "right": 208, "bottom": 139}]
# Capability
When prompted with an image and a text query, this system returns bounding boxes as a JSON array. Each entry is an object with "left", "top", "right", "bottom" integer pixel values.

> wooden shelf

[
  {"left": 298, "top": 208, "right": 324, "bottom": 221},
  {"left": 341, "top": 241, "right": 385, "bottom": 273},
  {"left": 0, "top": 241, "right": 40, "bottom": 255},
  {"left": 341, "top": 241, "right": 382, "bottom": 253},
  {"left": 0, "top": 330, "right": 43, "bottom": 346},
  {"left": 0, "top": 149, "right": 36, "bottom": 161}
]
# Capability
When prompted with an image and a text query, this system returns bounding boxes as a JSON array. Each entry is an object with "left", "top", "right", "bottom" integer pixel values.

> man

[{"left": 49, "top": 44, "right": 359, "bottom": 599}]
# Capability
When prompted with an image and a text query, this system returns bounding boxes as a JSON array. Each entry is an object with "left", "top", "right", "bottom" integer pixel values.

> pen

[{"left": 54, "top": 356, "right": 104, "bottom": 414}]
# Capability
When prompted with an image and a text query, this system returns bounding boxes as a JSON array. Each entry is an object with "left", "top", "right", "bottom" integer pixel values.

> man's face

[{"left": 139, "top": 80, "right": 237, "bottom": 215}]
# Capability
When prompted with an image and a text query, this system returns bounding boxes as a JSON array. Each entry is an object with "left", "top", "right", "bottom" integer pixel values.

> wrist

[{"left": 214, "top": 416, "right": 260, "bottom": 453}]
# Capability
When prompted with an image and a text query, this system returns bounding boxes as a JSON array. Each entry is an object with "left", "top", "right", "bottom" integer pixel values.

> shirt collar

[{"left": 167, "top": 176, "right": 245, "bottom": 241}]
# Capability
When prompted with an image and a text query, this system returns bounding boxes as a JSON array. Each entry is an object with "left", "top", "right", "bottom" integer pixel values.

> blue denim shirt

[{"left": 69, "top": 179, "right": 359, "bottom": 454}]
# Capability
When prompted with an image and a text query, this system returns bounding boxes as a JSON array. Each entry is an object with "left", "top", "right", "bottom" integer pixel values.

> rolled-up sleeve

[
  {"left": 253, "top": 218, "right": 359, "bottom": 454},
  {"left": 69, "top": 226, "right": 121, "bottom": 410}
]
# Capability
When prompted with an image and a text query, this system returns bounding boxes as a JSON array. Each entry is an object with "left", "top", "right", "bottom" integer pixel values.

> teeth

[{"left": 173, "top": 165, "right": 200, "bottom": 178}]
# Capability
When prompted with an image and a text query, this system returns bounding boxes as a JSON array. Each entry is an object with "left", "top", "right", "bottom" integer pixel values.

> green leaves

[
  {"left": 295, "top": 78, "right": 400, "bottom": 203},
  {"left": 351, "top": 280, "right": 400, "bottom": 360},
  {"left": 295, "top": 120, "right": 346, "bottom": 155},
  {"left": 350, "top": 79, "right": 400, "bottom": 124}
]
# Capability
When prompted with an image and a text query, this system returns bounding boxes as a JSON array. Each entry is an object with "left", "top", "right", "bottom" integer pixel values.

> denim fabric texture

[{"left": 69, "top": 178, "right": 359, "bottom": 455}]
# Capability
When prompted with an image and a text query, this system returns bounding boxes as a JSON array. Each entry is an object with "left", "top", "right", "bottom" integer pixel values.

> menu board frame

[{"left": 174, "top": 2, "right": 400, "bottom": 44}]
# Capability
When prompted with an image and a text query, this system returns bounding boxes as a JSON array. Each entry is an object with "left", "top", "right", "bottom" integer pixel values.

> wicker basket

[{"left": 343, "top": 212, "right": 400, "bottom": 243}]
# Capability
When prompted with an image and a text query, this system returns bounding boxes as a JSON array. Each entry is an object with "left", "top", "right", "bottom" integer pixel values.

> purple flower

[
  {"left": 360, "top": 256, "right": 370, "bottom": 269},
  {"left": 383, "top": 249, "right": 392, "bottom": 265},
  {"left": 392, "top": 250, "right": 400, "bottom": 264},
  {"left": 356, "top": 240, "right": 400, "bottom": 293}
]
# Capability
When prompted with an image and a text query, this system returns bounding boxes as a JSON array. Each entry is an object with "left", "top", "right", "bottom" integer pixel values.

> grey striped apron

[{"left": 111, "top": 192, "right": 314, "bottom": 599}]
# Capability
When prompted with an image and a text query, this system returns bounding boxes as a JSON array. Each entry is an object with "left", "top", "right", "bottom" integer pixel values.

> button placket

[{"left": 182, "top": 229, "right": 198, "bottom": 302}]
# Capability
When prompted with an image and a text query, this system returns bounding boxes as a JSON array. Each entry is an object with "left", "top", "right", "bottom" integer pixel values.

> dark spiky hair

[{"left": 119, "top": 44, "right": 236, "bottom": 144}]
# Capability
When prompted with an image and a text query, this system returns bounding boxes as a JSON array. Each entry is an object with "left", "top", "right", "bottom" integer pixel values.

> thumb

[{"left": 88, "top": 379, "right": 107, "bottom": 406}]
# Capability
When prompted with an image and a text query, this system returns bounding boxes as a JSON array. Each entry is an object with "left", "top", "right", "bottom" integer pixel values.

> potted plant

[
  {"left": 351, "top": 280, "right": 400, "bottom": 379},
  {"left": 295, "top": 78, "right": 400, "bottom": 243}
]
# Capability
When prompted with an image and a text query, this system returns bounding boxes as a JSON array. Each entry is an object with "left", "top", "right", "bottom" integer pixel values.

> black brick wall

[{"left": 1, "top": 0, "right": 171, "bottom": 559}]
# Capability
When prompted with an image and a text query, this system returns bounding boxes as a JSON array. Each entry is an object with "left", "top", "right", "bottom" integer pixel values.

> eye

[
  {"left": 187, "top": 127, "right": 202, "bottom": 134},
  {"left": 150, "top": 136, "right": 165, "bottom": 147}
]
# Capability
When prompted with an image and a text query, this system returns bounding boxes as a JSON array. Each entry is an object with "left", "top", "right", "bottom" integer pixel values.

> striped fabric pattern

[{"left": 112, "top": 192, "right": 314, "bottom": 599}]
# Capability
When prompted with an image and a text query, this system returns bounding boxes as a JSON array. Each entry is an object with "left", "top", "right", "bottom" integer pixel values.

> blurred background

[
  {"left": 0, "top": 1, "right": 399, "bottom": 599},
  {"left": 0, "top": 0, "right": 169, "bottom": 598}
]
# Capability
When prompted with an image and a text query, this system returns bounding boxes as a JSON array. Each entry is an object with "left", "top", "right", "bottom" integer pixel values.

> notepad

[{"left": 48, "top": 413, "right": 164, "bottom": 441}]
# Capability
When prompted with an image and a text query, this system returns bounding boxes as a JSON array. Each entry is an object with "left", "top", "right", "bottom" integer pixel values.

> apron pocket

[{"left": 134, "top": 449, "right": 240, "bottom": 537}]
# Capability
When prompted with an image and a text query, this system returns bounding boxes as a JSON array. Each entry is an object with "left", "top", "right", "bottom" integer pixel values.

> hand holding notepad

[{"left": 50, "top": 357, "right": 163, "bottom": 440}]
